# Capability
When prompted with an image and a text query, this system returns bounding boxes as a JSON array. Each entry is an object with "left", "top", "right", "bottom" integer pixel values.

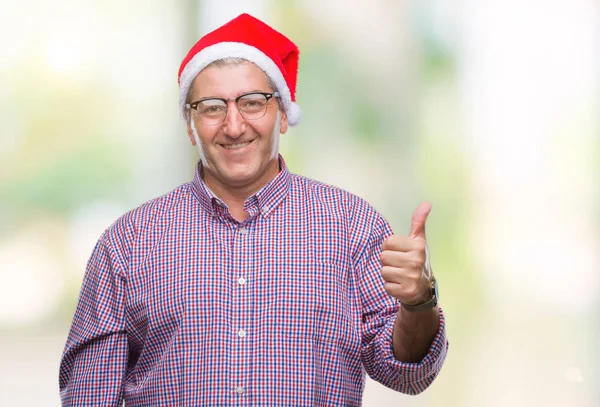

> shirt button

[
  {"left": 235, "top": 386, "right": 244, "bottom": 394},
  {"left": 238, "top": 277, "right": 246, "bottom": 285},
  {"left": 238, "top": 329, "right": 246, "bottom": 338},
  {"left": 239, "top": 227, "right": 248, "bottom": 235}
]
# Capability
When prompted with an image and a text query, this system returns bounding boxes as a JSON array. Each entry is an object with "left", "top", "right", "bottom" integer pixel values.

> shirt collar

[{"left": 190, "top": 154, "right": 291, "bottom": 218}]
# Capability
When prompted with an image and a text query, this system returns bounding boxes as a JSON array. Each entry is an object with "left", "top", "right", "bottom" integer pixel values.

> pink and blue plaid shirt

[{"left": 60, "top": 156, "right": 448, "bottom": 406}]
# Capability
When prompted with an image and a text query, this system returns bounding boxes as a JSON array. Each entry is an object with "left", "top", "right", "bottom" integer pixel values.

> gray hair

[{"left": 185, "top": 57, "right": 282, "bottom": 113}]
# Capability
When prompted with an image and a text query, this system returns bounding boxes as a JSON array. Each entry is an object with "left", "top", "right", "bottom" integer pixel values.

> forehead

[{"left": 189, "top": 61, "right": 271, "bottom": 99}]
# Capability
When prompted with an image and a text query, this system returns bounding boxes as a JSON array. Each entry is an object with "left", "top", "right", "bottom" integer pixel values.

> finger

[
  {"left": 383, "top": 281, "right": 404, "bottom": 298},
  {"left": 380, "top": 266, "right": 418, "bottom": 285},
  {"left": 409, "top": 201, "right": 432, "bottom": 240},
  {"left": 383, "top": 281, "right": 420, "bottom": 303},
  {"left": 382, "top": 235, "right": 426, "bottom": 253},
  {"left": 380, "top": 266, "right": 402, "bottom": 284},
  {"left": 380, "top": 250, "right": 425, "bottom": 270}
]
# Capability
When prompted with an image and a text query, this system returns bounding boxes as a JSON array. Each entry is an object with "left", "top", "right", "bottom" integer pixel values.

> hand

[{"left": 380, "top": 202, "right": 433, "bottom": 306}]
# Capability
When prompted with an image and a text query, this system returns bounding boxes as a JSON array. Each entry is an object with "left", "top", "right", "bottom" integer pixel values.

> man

[{"left": 60, "top": 13, "right": 447, "bottom": 406}]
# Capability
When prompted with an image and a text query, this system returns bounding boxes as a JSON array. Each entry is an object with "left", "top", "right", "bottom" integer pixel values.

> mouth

[{"left": 221, "top": 140, "right": 253, "bottom": 150}]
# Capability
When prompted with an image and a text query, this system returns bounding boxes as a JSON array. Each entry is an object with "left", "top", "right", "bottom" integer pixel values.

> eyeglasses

[{"left": 186, "top": 92, "right": 280, "bottom": 126}]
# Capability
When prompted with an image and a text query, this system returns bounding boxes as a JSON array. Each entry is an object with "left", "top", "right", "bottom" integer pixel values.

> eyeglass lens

[{"left": 196, "top": 93, "right": 270, "bottom": 124}]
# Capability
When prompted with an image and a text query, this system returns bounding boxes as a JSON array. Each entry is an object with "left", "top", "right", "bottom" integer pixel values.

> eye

[
  {"left": 239, "top": 95, "right": 267, "bottom": 111},
  {"left": 204, "top": 106, "right": 223, "bottom": 113},
  {"left": 198, "top": 100, "right": 226, "bottom": 115}
]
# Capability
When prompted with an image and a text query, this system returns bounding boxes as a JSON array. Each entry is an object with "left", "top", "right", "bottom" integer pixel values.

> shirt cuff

[{"left": 382, "top": 307, "right": 448, "bottom": 393}]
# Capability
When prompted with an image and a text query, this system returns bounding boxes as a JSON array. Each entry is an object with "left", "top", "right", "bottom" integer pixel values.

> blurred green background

[{"left": 1, "top": 0, "right": 598, "bottom": 405}]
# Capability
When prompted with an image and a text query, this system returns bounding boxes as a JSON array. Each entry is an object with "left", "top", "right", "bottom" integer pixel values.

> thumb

[{"left": 409, "top": 202, "right": 432, "bottom": 239}]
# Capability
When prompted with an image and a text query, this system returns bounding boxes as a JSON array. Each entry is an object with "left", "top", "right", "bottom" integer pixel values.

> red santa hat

[{"left": 178, "top": 13, "right": 301, "bottom": 126}]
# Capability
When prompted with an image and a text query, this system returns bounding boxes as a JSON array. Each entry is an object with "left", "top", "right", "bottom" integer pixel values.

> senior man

[{"left": 59, "top": 13, "right": 448, "bottom": 406}]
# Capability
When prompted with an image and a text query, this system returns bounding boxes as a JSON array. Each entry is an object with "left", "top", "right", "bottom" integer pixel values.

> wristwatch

[{"left": 400, "top": 276, "right": 439, "bottom": 312}]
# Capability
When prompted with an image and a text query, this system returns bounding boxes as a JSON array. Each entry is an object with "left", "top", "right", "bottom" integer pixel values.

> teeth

[{"left": 223, "top": 141, "right": 251, "bottom": 150}]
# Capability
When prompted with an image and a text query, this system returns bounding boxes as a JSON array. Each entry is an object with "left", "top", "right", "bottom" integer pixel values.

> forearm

[{"left": 392, "top": 306, "right": 440, "bottom": 363}]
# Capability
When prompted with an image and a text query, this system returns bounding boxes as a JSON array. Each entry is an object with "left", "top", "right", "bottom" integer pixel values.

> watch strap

[{"left": 399, "top": 276, "right": 438, "bottom": 312}]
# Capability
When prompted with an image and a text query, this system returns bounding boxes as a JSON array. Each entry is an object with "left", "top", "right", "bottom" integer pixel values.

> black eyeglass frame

[{"left": 186, "top": 91, "right": 280, "bottom": 124}]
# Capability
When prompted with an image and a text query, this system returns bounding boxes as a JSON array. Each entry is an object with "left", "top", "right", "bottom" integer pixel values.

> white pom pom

[{"left": 286, "top": 102, "right": 302, "bottom": 126}]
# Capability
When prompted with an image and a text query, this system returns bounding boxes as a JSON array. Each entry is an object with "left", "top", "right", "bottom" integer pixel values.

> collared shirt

[{"left": 59, "top": 156, "right": 448, "bottom": 406}]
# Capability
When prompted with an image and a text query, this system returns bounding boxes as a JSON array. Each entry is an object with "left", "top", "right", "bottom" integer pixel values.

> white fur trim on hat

[{"left": 179, "top": 42, "right": 301, "bottom": 126}]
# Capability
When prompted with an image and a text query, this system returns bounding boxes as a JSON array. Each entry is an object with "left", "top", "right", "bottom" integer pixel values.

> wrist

[{"left": 399, "top": 276, "right": 438, "bottom": 312}]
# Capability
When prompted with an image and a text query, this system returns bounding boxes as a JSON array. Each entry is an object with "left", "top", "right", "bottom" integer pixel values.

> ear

[
  {"left": 186, "top": 119, "right": 197, "bottom": 146},
  {"left": 279, "top": 109, "right": 288, "bottom": 135}
]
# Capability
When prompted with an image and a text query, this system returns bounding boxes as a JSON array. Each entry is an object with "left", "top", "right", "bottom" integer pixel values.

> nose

[{"left": 222, "top": 101, "right": 246, "bottom": 138}]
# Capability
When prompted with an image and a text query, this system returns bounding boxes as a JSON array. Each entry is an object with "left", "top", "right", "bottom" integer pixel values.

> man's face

[{"left": 186, "top": 61, "right": 288, "bottom": 193}]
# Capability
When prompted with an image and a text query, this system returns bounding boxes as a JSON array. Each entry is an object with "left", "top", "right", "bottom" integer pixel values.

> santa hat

[{"left": 178, "top": 13, "right": 301, "bottom": 126}]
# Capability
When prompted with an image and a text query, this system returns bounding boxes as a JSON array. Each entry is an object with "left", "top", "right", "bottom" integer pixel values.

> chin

[
  {"left": 221, "top": 164, "right": 259, "bottom": 182},
  {"left": 222, "top": 159, "right": 256, "bottom": 173},
  {"left": 211, "top": 154, "right": 276, "bottom": 187}
]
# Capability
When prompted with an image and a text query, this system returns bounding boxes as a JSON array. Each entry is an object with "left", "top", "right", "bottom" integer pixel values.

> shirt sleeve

[
  {"left": 356, "top": 214, "right": 448, "bottom": 395},
  {"left": 59, "top": 231, "right": 128, "bottom": 406}
]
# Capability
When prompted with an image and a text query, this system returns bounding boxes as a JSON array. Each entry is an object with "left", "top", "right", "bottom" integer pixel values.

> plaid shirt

[{"left": 60, "top": 156, "right": 448, "bottom": 406}]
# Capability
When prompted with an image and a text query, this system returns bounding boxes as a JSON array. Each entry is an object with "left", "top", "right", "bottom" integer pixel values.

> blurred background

[{"left": 1, "top": 0, "right": 598, "bottom": 405}]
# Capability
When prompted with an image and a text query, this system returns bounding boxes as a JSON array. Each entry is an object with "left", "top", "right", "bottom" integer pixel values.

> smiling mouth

[{"left": 222, "top": 140, "right": 252, "bottom": 150}]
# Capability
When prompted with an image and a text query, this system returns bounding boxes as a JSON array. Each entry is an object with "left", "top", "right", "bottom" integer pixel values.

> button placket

[
  {"left": 231, "top": 222, "right": 251, "bottom": 401},
  {"left": 237, "top": 226, "right": 248, "bottom": 341}
]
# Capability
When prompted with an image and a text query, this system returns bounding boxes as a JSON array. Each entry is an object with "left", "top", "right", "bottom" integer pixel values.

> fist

[{"left": 380, "top": 202, "right": 433, "bottom": 305}]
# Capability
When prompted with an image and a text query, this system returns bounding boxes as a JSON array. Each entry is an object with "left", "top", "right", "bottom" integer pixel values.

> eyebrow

[{"left": 195, "top": 90, "right": 268, "bottom": 101}]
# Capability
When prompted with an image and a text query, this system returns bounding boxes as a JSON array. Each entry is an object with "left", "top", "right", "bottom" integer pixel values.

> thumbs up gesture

[{"left": 380, "top": 202, "right": 433, "bottom": 306}]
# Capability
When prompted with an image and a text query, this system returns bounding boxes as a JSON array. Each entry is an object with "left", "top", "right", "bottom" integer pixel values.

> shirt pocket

[{"left": 270, "top": 262, "right": 353, "bottom": 343}]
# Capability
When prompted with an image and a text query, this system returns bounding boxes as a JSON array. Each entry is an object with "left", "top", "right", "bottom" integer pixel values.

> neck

[{"left": 202, "top": 158, "right": 280, "bottom": 222}]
